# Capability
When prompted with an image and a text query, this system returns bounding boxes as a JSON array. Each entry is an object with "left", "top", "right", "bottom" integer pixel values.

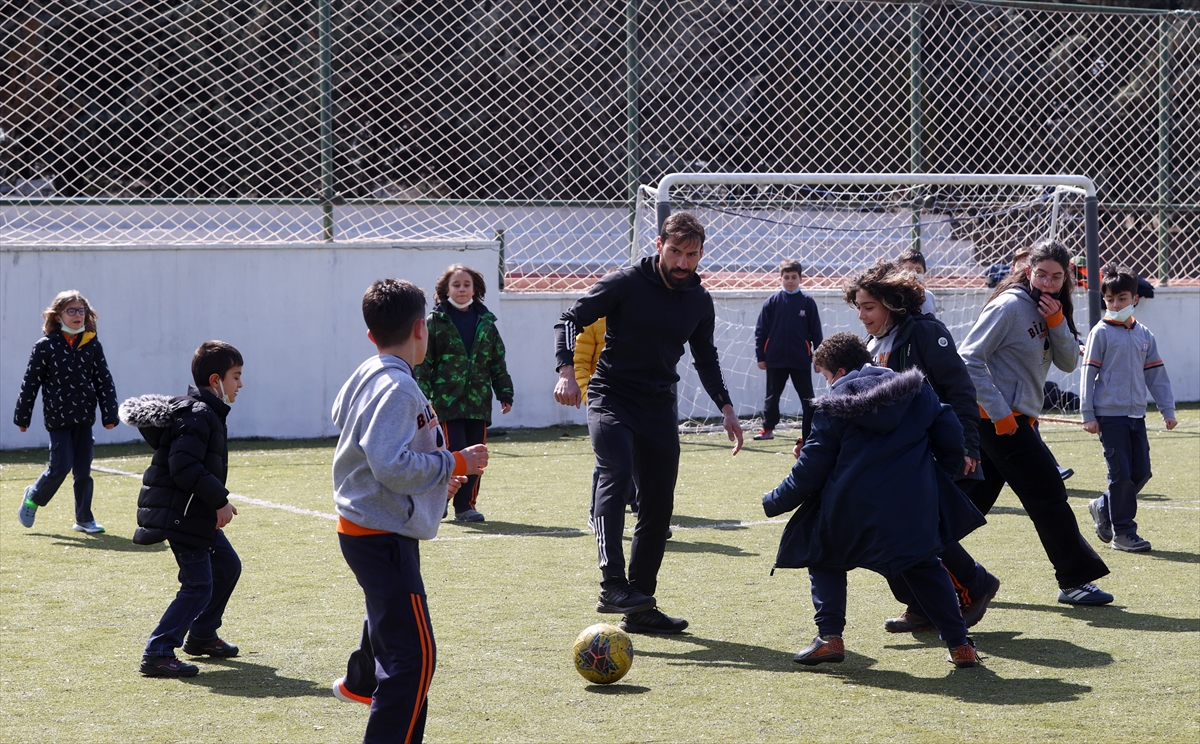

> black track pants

[
  {"left": 964, "top": 416, "right": 1109, "bottom": 589},
  {"left": 587, "top": 397, "right": 679, "bottom": 598}
]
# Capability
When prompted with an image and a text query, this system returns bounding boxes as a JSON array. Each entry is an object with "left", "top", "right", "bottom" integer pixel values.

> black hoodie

[{"left": 554, "top": 256, "right": 732, "bottom": 413}]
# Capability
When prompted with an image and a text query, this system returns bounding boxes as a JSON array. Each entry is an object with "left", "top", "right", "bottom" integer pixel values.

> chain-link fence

[{"left": 2, "top": 0, "right": 1198, "bottom": 286}]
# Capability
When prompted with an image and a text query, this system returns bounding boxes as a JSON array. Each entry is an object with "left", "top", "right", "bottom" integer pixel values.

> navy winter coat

[
  {"left": 879, "top": 312, "right": 981, "bottom": 461},
  {"left": 763, "top": 366, "right": 985, "bottom": 575},
  {"left": 118, "top": 387, "right": 231, "bottom": 549},
  {"left": 13, "top": 332, "right": 118, "bottom": 431},
  {"left": 754, "top": 290, "right": 823, "bottom": 369}
]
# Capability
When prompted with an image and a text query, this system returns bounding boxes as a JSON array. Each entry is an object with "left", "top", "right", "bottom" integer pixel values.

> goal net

[{"left": 633, "top": 174, "right": 1097, "bottom": 433}]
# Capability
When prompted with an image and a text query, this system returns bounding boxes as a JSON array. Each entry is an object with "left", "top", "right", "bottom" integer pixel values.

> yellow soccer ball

[{"left": 572, "top": 623, "right": 634, "bottom": 684}]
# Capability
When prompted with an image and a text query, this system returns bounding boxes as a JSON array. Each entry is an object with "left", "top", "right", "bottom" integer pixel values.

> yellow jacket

[{"left": 573, "top": 318, "right": 606, "bottom": 402}]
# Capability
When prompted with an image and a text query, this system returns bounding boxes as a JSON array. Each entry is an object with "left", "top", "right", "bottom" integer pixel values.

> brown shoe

[
  {"left": 793, "top": 635, "right": 845, "bottom": 665},
  {"left": 884, "top": 611, "right": 935, "bottom": 633},
  {"left": 948, "top": 640, "right": 979, "bottom": 668}
]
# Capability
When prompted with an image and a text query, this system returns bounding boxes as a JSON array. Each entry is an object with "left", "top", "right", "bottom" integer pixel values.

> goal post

[
  {"left": 636, "top": 172, "right": 1102, "bottom": 432},
  {"left": 650, "top": 173, "right": 1102, "bottom": 329}
]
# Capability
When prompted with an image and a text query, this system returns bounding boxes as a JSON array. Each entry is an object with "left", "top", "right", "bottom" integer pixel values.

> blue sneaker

[
  {"left": 72, "top": 521, "right": 106, "bottom": 534},
  {"left": 18, "top": 487, "right": 37, "bottom": 528},
  {"left": 1057, "top": 583, "right": 1114, "bottom": 606}
]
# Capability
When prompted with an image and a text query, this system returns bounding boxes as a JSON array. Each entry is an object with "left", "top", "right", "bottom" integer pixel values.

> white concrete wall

[
  {"left": 3, "top": 247, "right": 1196, "bottom": 450},
  {"left": 1, "top": 241, "right": 500, "bottom": 449}
]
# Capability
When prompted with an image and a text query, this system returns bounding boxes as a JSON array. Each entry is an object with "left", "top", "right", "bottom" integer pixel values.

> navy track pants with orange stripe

[{"left": 339, "top": 533, "right": 436, "bottom": 744}]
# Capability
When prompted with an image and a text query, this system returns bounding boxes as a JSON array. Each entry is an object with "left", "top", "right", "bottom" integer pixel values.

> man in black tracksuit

[{"left": 553, "top": 212, "right": 743, "bottom": 634}]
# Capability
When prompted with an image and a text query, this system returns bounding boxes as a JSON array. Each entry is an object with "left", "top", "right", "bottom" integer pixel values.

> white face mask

[
  {"left": 59, "top": 320, "right": 85, "bottom": 335},
  {"left": 448, "top": 298, "right": 472, "bottom": 311},
  {"left": 1104, "top": 305, "right": 1135, "bottom": 323},
  {"left": 213, "top": 380, "right": 233, "bottom": 405}
]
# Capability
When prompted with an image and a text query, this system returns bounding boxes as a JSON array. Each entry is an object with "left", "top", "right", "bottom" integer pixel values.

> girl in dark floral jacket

[
  {"left": 416, "top": 265, "right": 514, "bottom": 523},
  {"left": 14, "top": 290, "right": 119, "bottom": 533}
]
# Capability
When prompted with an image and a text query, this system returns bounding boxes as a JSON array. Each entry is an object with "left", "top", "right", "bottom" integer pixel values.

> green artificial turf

[{"left": 2, "top": 407, "right": 1197, "bottom": 743}]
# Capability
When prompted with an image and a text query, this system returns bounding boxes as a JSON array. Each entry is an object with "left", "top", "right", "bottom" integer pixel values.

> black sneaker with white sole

[
  {"left": 140, "top": 655, "right": 199, "bottom": 677},
  {"left": 620, "top": 608, "right": 689, "bottom": 634},
  {"left": 596, "top": 580, "right": 656, "bottom": 614},
  {"left": 182, "top": 635, "right": 240, "bottom": 658}
]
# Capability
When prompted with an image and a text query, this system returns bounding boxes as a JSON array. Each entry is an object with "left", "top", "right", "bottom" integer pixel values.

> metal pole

[
  {"left": 909, "top": 1, "right": 924, "bottom": 255},
  {"left": 1085, "top": 195, "right": 1102, "bottom": 329},
  {"left": 495, "top": 228, "right": 506, "bottom": 293},
  {"left": 625, "top": 0, "right": 641, "bottom": 264},
  {"left": 319, "top": 0, "right": 335, "bottom": 242},
  {"left": 1157, "top": 13, "right": 1171, "bottom": 286}
]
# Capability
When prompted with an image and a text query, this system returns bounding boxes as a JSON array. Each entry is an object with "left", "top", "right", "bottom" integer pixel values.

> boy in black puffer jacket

[{"left": 119, "top": 341, "right": 244, "bottom": 678}]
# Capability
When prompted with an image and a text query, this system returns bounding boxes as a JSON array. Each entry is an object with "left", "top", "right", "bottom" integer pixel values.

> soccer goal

[{"left": 633, "top": 173, "right": 1101, "bottom": 433}]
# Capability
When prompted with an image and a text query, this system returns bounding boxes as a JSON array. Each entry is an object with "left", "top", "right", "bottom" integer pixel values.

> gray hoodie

[
  {"left": 1081, "top": 318, "right": 1175, "bottom": 422},
  {"left": 332, "top": 354, "right": 455, "bottom": 540},
  {"left": 959, "top": 287, "right": 1079, "bottom": 421}
]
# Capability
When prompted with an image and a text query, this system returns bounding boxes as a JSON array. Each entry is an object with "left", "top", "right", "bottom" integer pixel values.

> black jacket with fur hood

[
  {"left": 763, "top": 365, "right": 985, "bottom": 575},
  {"left": 119, "top": 386, "right": 231, "bottom": 549}
]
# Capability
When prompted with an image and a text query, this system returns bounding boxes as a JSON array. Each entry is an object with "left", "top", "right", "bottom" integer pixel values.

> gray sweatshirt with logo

[
  {"left": 1080, "top": 318, "right": 1174, "bottom": 422},
  {"left": 959, "top": 287, "right": 1079, "bottom": 420},
  {"left": 332, "top": 355, "right": 455, "bottom": 539}
]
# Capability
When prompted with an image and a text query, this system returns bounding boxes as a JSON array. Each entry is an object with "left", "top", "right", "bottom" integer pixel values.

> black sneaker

[
  {"left": 140, "top": 655, "right": 199, "bottom": 677},
  {"left": 182, "top": 635, "right": 240, "bottom": 658},
  {"left": 596, "top": 580, "right": 656, "bottom": 614},
  {"left": 620, "top": 608, "right": 689, "bottom": 634},
  {"left": 961, "top": 570, "right": 1001, "bottom": 629}
]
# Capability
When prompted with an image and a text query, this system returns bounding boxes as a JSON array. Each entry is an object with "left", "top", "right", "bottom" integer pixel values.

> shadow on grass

[
  {"left": 887, "top": 631, "right": 1114, "bottom": 668},
  {"left": 445, "top": 520, "right": 586, "bottom": 537},
  {"left": 826, "top": 660, "right": 1092, "bottom": 704},
  {"left": 989, "top": 600, "right": 1200, "bottom": 632},
  {"left": 672, "top": 515, "right": 750, "bottom": 530},
  {"left": 635, "top": 634, "right": 802, "bottom": 672},
  {"left": 1146, "top": 549, "right": 1200, "bottom": 564},
  {"left": 664, "top": 539, "right": 759, "bottom": 557},
  {"left": 178, "top": 657, "right": 329, "bottom": 698},
  {"left": 585, "top": 684, "right": 651, "bottom": 695},
  {"left": 30, "top": 532, "right": 167, "bottom": 553}
]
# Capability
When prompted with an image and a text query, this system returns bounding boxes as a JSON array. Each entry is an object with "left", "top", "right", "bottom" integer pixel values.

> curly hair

[
  {"left": 433, "top": 264, "right": 487, "bottom": 305},
  {"left": 987, "top": 238, "right": 1078, "bottom": 337},
  {"left": 813, "top": 332, "right": 871, "bottom": 375},
  {"left": 842, "top": 259, "right": 926, "bottom": 318},
  {"left": 659, "top": 211, "right": 705, "bottom": 247},
  {"left": 42, "top": 290, "right": 97, "bottom": 335}
]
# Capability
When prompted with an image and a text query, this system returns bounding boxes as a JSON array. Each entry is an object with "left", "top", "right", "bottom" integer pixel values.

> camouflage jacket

[{"left": 416, "top": 301, "right": 514, "bottom": 423}]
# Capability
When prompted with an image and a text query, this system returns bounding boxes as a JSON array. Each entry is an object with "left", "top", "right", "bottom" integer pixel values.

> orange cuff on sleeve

[
  {"left": 1045, "top": 307, "right": 1065, "bottom": 328},
  {"left": 452, "top": 451, "right": 467, "bottom": 476},
  {"left": 993, "top": 413, "right": 1019, "bottom": 436}
]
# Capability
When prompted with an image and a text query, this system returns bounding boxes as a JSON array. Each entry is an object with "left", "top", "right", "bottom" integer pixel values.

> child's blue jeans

[
  {"left": 29, "top": 424, "right": 95, "bottom": 524},
  {"left": 144, "top": 529, "right": 241, "bottom": 657},
  {"left": 1096, "top": 416, "right": 1152, "bottom": 537}
]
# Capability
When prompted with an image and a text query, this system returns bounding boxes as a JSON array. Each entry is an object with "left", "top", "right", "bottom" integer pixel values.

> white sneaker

[{"left": 72, "top": 521, "right": 106, "bottom": 534}]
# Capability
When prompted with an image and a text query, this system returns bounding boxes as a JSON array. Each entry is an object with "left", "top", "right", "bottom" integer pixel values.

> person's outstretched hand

[{"left": 722, "top": 405, "right": 743, "bottom": 455}]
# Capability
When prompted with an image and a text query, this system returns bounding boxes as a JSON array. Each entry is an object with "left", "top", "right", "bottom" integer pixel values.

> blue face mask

[
  {"left": 1104, "top": 304, "right": 1135, "bottom": 323},
  {"left": 783, "top": 286, "right": 802, "bottom": 295}
]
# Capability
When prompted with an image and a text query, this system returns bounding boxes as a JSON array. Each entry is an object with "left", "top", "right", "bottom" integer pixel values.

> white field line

[{"left": 92, "top": 465, "right": 1200, "bottom": 541}]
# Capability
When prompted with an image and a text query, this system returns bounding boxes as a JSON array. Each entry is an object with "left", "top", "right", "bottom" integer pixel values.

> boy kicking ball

[
  {"left": 1081, "top": 264, "right": 1177, "bottom": 553},
  {"left": 763, "top": 333, "right": 985, "bottom": 668}
]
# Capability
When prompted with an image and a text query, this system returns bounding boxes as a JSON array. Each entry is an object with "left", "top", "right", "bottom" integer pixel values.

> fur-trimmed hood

[
  {"left": 812, "top": 365, "right": 925, "bottom": 433},
  {"left": 119, "top": 393, "right": 186, "bottom": 429}
]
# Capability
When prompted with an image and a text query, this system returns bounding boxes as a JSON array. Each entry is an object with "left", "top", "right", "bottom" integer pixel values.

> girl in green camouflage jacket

[{"left": 416, "top": 265, "right": 514, "bottom": 522}]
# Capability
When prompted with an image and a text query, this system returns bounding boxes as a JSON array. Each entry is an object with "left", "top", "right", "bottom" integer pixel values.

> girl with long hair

[{"left": 959, "top": 239, "right": 1111, "bottom": 605}]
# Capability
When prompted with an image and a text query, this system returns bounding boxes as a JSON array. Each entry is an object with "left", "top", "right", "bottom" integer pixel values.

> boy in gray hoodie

[
  {"left": 330, "top": 278, "right": 488, "bottom": 744},
  {"left": 1082, "top": 264, "right": 1176, "bottom": 553}
]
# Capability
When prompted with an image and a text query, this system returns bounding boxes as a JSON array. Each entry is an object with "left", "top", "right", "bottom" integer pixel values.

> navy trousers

[
  {"left": 809, "top": 559, "right": 968, "bottom": 648},
  {"left": 144, "top": 529, "right": 242, "bottom": 657},
  {"left": 339, "top": 532, "right": 435, "bottom": 744},
  {"left": 442, "top": 419, "right": 487, "bottom": 514},
  {"left": 1096, "top": 416, "right": 1152, "bottom": 537},
  {"left": 588, "top": 395, "right": 678, "bottom": 597},
  {"left": 29, "top": 424, "right": 95, "bottom": 524},
  {"left": 763, "top": 366, "right": 816, "bottom": 440}
]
